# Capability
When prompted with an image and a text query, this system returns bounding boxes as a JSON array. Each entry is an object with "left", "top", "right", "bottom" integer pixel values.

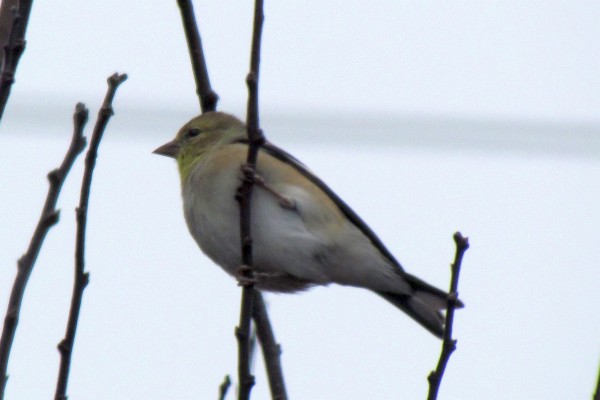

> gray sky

[
  {"left": 8, "top": 1, "right": 600, "bottom": 122},
  {"left": 1, "top": 2, "right": 599, "bottom": 400}
]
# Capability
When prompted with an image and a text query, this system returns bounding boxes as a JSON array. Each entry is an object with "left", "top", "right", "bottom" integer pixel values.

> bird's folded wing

[{"left": 235, "top": 138, "right": 404, "bottom": 272}]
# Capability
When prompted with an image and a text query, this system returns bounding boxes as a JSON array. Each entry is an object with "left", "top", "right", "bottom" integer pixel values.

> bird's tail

[{"left": 376, "top": 273, "right": 464, "bottom": 339}]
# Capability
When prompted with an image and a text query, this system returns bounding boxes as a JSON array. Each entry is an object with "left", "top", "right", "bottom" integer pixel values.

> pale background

[{"left": 1, "top": 1, "right": 599, "bottom": 399}]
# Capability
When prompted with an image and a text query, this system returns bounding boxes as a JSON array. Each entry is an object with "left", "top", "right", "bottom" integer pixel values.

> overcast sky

[{"left": 6, "top": 1, "right": 600, "bottom": 123}]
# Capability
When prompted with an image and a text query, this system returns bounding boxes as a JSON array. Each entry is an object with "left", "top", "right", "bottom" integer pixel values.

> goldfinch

[{"left": 154, "top": 111, "right": 462, "bottom": 338}]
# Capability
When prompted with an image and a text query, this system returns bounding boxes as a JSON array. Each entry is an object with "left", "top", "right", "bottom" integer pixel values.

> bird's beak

[{"left": 153, "top": 139, "right": 180, "bottom": 158}]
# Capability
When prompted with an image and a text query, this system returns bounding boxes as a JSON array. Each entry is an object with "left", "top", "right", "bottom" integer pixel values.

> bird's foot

[
  {"left": 235, "top": 264, "right": 259, "bottom": 287},
  {"left": 237, "top": 164, "right": 297, "bottom": 210}
]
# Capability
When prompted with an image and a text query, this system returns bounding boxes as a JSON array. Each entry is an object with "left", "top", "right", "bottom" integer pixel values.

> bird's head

[{"left": 153, "top": 111, "right": 246, "bottom": 183}]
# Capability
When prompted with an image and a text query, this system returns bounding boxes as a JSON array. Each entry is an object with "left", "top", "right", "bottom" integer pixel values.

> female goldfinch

[{"left": 154, "top": 112, "right": 462, "bottom": 338}]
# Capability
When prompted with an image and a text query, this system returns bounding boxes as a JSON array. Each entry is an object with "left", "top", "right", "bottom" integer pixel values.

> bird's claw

[
  {"left": 235, "top": 265, "right": 259, "bottom": 287},
  {"left": 237, "top": 164, "right": 297, "bottom": 210},
  {"left": 277, "top": 195, "right": 296, "bottom": 210}
]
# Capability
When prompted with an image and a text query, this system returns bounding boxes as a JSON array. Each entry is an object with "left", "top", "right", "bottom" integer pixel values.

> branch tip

[
  {"left": 108, "top": 72, "right": 128, "bottom": 86},
  {"left": 427, "top": 232, "right": 469, "bottom": 400},
  {"left": 218, "top": 375, "right": 231, "bottom": 400},
  {"left": 54, "top": 72, "right": 126, "bottom": 400},
  {"left": 0, "top": 76, "right": 86, "bottom": 399},
  {"left": 453, "top": 231, "right": 469, "bottom": 250}
]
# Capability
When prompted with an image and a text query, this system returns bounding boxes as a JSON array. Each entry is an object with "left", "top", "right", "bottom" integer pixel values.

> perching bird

[{"left": 154, "top": 111, "right": 462, "bottom": 338}]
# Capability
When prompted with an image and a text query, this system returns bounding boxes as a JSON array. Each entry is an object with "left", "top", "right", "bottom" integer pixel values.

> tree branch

[
  {"left": 234, "top": 1, "right": 265, "bottom": 399},
  {"left": 218, "top": 375, "right": 231, "bottom": 400},
  {"left": 54, "top": 73, "right": 127, "bottom": 400},
  {"left": 176, "top": 0, "right": 219, "bottom": 113},
  {"left": 427, "top": 232, "right": 469, "bottom": 400},
  {"left": 234, "top": 287, "right": 255, "bottom": 400},
  {"left": 0, "top": 103, "right": 88, "bottom": 400},
  {"left": 0, "top": 0, "right": 19, "bottom": 61},
  {"left": 252, "top": 293, "right": 287, "bottom": 400},
  {"left": 0, "top": 0, "right": 33, "bottom": 122},
  {"left": 176, "top": 2, "right": 285, "bottom": 397}
]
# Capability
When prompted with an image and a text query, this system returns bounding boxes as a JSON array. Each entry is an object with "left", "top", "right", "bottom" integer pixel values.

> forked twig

[
  {"left": 0, "top": 103, "right": 88, "bottom": 400},
  {"left": 54, "top": 73, "right": 127, "bottom": 400},
  {"left": 427, "top": 232, "right": 469, "bottom": 400}
]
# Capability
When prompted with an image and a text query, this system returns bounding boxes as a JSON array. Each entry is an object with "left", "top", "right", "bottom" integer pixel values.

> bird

[{"left": 154, "top": 111, "right": 462, "bottom": 338}]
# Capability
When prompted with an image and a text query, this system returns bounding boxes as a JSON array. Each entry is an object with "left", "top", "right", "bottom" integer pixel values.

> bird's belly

[{"left": 183, "top": 177, "right": 331, "bottom": 292}]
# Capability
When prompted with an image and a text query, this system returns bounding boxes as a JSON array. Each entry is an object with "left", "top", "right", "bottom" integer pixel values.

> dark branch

[
  {"left": 235, "top": 1, "right": 265, "bottom": 399},
  {"left": 427, "top": 232, "right": 469, "bottom": 400},
  {"left": 0, "top": 0, "right": 19, "bottom": 60},
  {"left": 218, "top": 375, "right": 231, "bottom": 400},
  {"left": 593, "top": 363, "right": 600, "bottom": 400},
  {"left": 252, "top": 293, "right": 287, "bottom": 400},
  {"left": 0, "top": 0, "right": 33, "bottom": 122},
  {"left": 0, "top": 103, "right": 88, "bottom": 400},
  {"left": 54, "top": 73, "right": 127, "bottom": 400},
  {"left": 235, "top": 287, "right": 256, "bottom": 400},
  {"left": 176, "top": 0, "right": 219, "bottom": 113}
]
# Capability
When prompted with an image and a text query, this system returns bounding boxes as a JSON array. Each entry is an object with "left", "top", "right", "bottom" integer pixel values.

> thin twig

[
  {"left": 234, "top": 1, "right": 265, "bottom": 399},
  {"left": 252, "top": 293, "right": 287, "bottom": 400},
  {"left": 0, "top": 0, "right": 33, "bottom": 122},
  {"left": 54, "top": 73, "right": 127, "bottom": 400},
  {"left": 218, "top": 375, "right": 232, "bottom": 400},
  {"left": 0, "top": 103, "right": 88, "bottom": 400},
  {"left": 176, "top": 0, "right": 219, "bottom": 113},
  {"left": 427, "top": 232, "right": 469, "bottom": 400},
  {"left": 234, "top": 288, "right": 255, "bottom": 400},
  {"left": 593, "top": 363, "right": 600, "bottom": 400}
]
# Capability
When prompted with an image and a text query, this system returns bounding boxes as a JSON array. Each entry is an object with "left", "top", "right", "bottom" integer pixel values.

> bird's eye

[{"left": 187, "top": 128, "right": 202, "bottom": 138}]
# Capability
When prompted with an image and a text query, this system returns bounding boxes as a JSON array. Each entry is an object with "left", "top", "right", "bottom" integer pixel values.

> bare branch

[
  {"left": 427, "top": 232, "right": 469, "bottom": 400},
  {"left": 234, "top": 1, "right": 266, "bottom": 399},
  {"left": 0, "top": 103, "right": 88, "bottom": 400},
  {"left": 176, "top": 1, "right": 284, "bottom": 397},
  {"left": 252, "top": 293, "right": 287, "bottom": 400},
  {"left": 54, "top": 73, "right": 127, "bottom": 400},
  {"left": 0, "top": 0, "right": 33, "bottom": 122},
  {"left": 218, "top": 375, "right": 232, "bottom": 400},
  {"left": 234, "top": 287, "right": 256, "bottom": 400},
  {"left": 176, "top": 0, "right": 219, "bottom": 113}
]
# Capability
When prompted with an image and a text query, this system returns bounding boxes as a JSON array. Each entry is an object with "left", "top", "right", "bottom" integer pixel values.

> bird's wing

[{"left": 235, "top": 139, "right": 404, "bottom": 271}]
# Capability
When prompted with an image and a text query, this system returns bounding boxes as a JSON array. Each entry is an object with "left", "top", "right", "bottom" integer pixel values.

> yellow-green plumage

[{"left": 172, "top": 112, "right": 247, "bottom": 184}]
